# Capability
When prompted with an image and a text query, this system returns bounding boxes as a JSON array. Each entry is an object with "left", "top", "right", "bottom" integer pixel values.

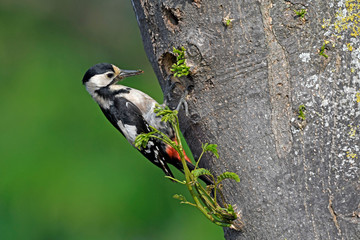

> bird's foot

[
  {"left": 175, "top": 89, "right": 189, "bottom": 116},
  {"left": 162, "top": 74, "right": 190, "bottom": 116},
  {"left": 163, "top": 75, "right": 177, "bottom": 102}
]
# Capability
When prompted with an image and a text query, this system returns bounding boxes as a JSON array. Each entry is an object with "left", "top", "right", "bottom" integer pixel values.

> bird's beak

[{"left": 115, "top": 69, "right": 144, "bottom": 81}]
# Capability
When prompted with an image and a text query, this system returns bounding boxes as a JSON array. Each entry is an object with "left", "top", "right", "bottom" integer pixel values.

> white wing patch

[
  {"left": 123, "top": 124, "right": 138, "bottom": 143},
  {"left": 117, "top": 120, "right": 138, "bottom": 143}
]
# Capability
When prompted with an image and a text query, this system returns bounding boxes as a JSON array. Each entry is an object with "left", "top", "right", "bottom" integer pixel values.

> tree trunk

[{"left": 131, "top": 0, "right": 360, "bottom": 239}]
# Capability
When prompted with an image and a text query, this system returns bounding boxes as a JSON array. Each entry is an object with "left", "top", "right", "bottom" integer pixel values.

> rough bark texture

[{"left": 132, "top": 0, "right": 360, "bottom": 239}]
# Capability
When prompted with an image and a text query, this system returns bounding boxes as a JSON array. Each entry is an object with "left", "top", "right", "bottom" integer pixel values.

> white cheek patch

[
  {"left": 90, "top": 74, "right": 111, "bottom": 87},
  {"left": 85, "top": 74, "right": 114, "bottom": 109}
]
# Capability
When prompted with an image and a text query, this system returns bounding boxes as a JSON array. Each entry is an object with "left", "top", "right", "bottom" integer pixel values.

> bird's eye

[{"left": 106, "top": 73, "right": 114, "bottom": 78}]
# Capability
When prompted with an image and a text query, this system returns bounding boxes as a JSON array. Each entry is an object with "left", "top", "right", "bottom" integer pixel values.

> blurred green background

[{"left": 0, "top": 1, "right": 223, "bottom": 239}]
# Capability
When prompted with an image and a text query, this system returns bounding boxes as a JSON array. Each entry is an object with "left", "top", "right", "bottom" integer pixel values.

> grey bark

[{"left": 131, "top": 0, "right": 360, "bottom": 239}]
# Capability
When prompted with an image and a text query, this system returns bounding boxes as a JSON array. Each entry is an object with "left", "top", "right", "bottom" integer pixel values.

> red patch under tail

[{"left": 165, "top": 138, "right": 192, "bottom": 163}]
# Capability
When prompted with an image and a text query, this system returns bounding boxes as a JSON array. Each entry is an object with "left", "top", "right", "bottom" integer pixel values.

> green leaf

[
  {"left": 154, "top": 106, "right": 178, "bottom": 124},
  {"left": 165, "top": 176, "right": 186, "bottom": 184},
  {"left": 134, "top": 133, "right": 150, "bottom": 149},
  {"left": 217, "top": 172, "right": 240, "bottom": 183},
  {"left": 192, "top": 168, "right": 213, "bottom": 180},
  {"left": 173, "top": 194, "right": 196, "bottom": 206},
  {"left": 227, "top": 204, "right": 234, "bottom": 213},
  {"left": 202, "top": 143, "right": 219, "bottom": 158},
  {"left": 173, "top": 194, "right": 187, "bottom": 201}
]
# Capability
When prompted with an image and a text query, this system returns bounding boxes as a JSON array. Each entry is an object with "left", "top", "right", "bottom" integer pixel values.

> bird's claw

[{"left": 175, "top": 89, "right": 189, "bottom": 116}]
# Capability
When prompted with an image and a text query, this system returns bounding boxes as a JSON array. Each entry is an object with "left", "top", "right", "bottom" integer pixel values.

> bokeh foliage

[{"left": 0, "top": 1, "right": 223, "bottom": 239}]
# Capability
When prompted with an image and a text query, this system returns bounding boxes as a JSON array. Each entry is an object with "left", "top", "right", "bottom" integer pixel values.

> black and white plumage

[{"left": 82, "top": 63, "right": 212, "bottom": 185}]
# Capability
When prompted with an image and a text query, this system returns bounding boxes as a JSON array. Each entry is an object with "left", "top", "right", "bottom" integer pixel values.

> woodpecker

[{"left": 82, "top": 63, "right": 212, "bottom": 185}]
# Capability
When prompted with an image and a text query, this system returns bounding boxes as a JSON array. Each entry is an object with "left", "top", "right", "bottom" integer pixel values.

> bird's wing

[{"left": 101, "top": 97, "right": 174, "bottom": 178}]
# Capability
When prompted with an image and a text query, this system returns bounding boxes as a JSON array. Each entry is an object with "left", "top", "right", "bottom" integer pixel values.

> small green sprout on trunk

[
  {"left": 294, "top": 9, "right": 307, "bottom": 19},
  {"left": 134, "top": 105, "right": 242, "bottom": 230},
  {"left": 222, "top": 13, "right": 234, "bottom": 27},
  {"left": 319, "top": 42, "right": 329, "bottom": 58},
  {"left": 298, "top": 104, "right": 306, "bottom": 121}
]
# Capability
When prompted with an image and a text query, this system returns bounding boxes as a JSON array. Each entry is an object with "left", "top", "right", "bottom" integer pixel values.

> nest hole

[
  {"left": 162, "top": 6, "right": 181, "bottom": 30},
  {"left": 159, "top": 52, "right": 176, "bottom": 76}
]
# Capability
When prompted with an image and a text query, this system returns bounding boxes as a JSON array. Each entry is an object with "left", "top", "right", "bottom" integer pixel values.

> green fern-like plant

[
  {"left": 134, "top": 105, "right": 241, "bottom": 230},
  {"left": 217, "top": 172, "right": 240, "bottom": 183},
  {"left": 170, "top": 47, "right": 190, "bottom": 77}
]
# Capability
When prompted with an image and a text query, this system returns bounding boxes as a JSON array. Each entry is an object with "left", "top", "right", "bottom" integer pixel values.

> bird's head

[{"left": 82, "top": 63, "right": 143, "bottom": 90}]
